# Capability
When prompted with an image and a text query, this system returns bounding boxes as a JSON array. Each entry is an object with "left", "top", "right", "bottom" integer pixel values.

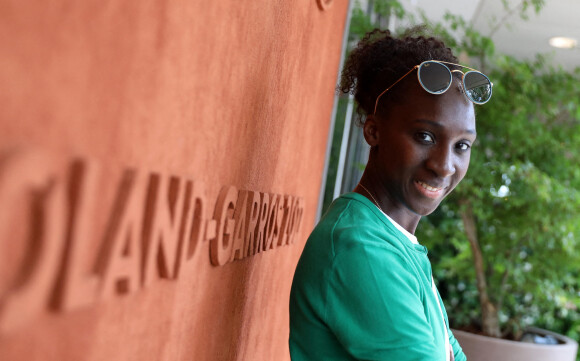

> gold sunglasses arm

[
  {"left": 373, "top": 65, "right": 419, "bottom": 115},
  {"left": 436, "top": 60, "right": 479, "bottom": 72}
]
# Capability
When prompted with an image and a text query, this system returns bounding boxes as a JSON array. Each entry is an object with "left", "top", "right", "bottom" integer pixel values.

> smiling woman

[
  {"left": 289, "top": 28, "right": 491, "bottom": 361},
  {"left": 364, "top": 81, "right": 477, "bottom": 220}
]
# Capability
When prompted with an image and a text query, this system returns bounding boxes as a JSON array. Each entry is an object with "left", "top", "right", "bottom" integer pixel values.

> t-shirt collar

[{"left": 377, "top": 209, "right": 419, "bottom": 245}]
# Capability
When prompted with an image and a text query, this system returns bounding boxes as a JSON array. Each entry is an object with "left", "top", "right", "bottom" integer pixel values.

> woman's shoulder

[{"left": 313, "top": 193, "right": 410, "bottom": 258}]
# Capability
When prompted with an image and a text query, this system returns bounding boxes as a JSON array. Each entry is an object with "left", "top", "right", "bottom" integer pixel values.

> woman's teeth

[{"left": 418, "top": 181, "right": 441, "bottom": 191}]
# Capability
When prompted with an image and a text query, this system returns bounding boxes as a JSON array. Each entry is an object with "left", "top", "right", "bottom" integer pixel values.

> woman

[{"left": 289, "top": 29, "right": 492, "bottom": 361}]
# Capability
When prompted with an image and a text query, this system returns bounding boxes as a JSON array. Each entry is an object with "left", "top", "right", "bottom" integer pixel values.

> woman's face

[{"left": 367, "top": 78, "right": 476, "bottom": 218}]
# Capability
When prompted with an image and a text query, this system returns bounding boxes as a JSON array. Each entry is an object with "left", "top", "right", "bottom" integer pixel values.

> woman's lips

[{"left": 414, "top": 180, "right": 445, "bottom": 199}]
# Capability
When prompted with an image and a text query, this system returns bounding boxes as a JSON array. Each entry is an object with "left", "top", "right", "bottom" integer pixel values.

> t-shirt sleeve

[
  {"left": 449, "top": 328, "right": 467, "bottom": 361},
  {"left": 325, "top": 244, "right": 442, "bottom": 360}
]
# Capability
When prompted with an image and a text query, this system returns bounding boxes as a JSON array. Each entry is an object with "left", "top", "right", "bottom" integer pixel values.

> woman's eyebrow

[{"left": 413, "top": 119, "right": 476, "bottom": 135}]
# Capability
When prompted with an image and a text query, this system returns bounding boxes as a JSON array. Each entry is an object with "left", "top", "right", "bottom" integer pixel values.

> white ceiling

[{"left": 398, "top": 0, "right": 580, "bottom": 71}]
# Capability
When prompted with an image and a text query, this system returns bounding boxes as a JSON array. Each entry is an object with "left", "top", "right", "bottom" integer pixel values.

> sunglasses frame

[{"left": 372, "top": 60, "right": 493, "bottom": 115}]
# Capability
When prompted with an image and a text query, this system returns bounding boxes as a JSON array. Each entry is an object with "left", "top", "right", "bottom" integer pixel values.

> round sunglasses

[{"left": 373, "top": 60, "right": 493, "bottom": 115}]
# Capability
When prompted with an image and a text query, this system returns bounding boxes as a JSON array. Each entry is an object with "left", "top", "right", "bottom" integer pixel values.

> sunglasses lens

[
  {"left": 418, "top": 61, "right": 452, "bottom": 94},
  {"left": 464, "top": 71, "right": 492, "bottom": 104}
]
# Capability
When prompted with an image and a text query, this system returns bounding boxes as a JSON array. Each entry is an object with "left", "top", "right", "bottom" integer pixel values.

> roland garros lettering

[{"left": 0, "top": 153, "right": 304, "bottom": 333}]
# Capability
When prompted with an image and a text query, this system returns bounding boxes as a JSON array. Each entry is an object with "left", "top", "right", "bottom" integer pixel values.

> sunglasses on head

[{"left": 373, "top": 60, "right": 493, "bottom": 115}]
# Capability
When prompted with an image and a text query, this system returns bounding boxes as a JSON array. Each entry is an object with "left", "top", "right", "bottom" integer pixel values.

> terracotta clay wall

[{"left": 0, "top": 0, "right": 348, "bottom": 360}]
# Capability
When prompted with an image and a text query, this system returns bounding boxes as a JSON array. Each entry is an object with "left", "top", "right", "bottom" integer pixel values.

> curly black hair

[{"left": 339, "top": 27, "right": 459, "bottom": 124}]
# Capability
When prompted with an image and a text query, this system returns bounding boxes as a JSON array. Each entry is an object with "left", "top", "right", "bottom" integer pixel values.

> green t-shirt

[{"left": 289, "top": 192, "right": 466, "bottom": 361}]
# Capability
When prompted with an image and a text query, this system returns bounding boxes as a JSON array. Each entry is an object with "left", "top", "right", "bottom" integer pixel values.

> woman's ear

[{"left": 363, "top": 115, "right": 380, "bottom": 147}]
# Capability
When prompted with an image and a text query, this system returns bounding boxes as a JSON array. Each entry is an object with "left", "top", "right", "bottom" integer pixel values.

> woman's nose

[{"left": 426, "top": 146, "right": 456, "bottom": 177}]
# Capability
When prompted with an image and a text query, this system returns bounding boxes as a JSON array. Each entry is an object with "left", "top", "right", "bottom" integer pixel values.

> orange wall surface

[{"left": 0, "top": 0, "right": 348, "bottom": 360}]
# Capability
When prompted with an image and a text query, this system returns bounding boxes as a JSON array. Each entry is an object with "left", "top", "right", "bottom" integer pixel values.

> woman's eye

[
  {"left": 456, "top": 142, "right": 471, "bottom": 151},
  {"left": 416, "top": 132, "right": 434, "bottom": 144}
]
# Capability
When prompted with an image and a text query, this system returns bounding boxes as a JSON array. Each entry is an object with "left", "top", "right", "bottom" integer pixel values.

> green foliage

[
  {"left": 349, "top": 6, "right": 375, "bottom": 41},
  {"left": 349, "top": 0, "right": 405, "bottom": 42}
]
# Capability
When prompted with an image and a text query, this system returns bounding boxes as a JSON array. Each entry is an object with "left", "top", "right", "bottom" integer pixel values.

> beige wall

[{"left": 0, "top": 0, "right": 348, "bottom": 360}]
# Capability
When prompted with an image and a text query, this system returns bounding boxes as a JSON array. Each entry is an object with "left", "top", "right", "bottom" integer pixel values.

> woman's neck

[{"left": 355, "top": 172, "right": 421, "bottom": 235}]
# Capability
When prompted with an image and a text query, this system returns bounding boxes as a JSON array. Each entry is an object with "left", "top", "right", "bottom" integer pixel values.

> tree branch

[
  {"left": 460, "top": 199, "right": 501, "bottom": 337},
  {"left": 487, "top": 0, "right": 526, "bottom": 38}
]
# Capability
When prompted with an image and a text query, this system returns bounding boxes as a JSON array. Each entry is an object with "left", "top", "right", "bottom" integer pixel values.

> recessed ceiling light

[{"left": 549, "top": 36, "right": 578, "bottom": 49}]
